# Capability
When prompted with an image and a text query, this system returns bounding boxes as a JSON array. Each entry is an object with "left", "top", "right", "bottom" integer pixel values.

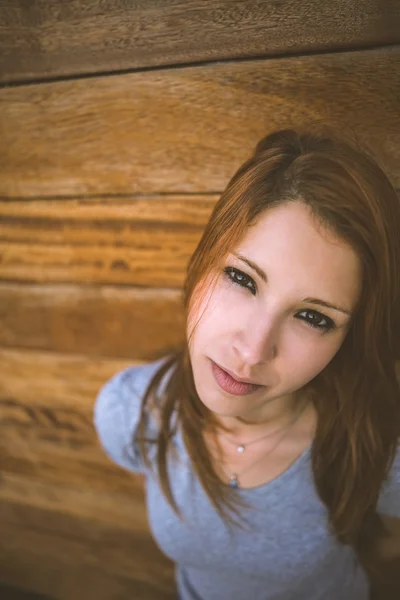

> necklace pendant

[
  {"left": 237, "top": 445, "right": 245, "bottom": 453},
  {"left": 229, "top": 474, "right": 239, "bottom": 488}
]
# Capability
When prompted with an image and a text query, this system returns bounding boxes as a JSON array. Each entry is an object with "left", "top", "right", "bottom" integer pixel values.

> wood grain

[
  {"left": 1, "top": 47, "right": 399, "bottom": 197},
  {"left": 0, "top": 347, "right": 140, "bottom": 409},
  {"left": 0, "top": 0, "right": 399, "bottom": 83},
  {"left": 0, "top": 347, "right": 151, "bottom": 524},
  {"left": 0, "top": 347, "right": 144, "bottom": 485},
  {"left": 0, "top": 195, "right": 216, "bottom": 287},
  {"left": 0, "top": 472, "right": 147, "bottom": 532},
  {"left": 0, "top": 517, "right": 175, "bottom": 600},
  {"left": 0, "top": 346, "right": 176, "bottom": 599},
  {"left": 0, "top": 283, "right": 185, "bottom": 358}
]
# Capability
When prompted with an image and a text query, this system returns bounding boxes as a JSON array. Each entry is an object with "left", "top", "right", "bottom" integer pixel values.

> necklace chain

[
  {"left": 219, "top": 399, "right": 309, "bottom": 489},
  {"left": 220, "top": 416, "right": 293, "bottom": 453}
]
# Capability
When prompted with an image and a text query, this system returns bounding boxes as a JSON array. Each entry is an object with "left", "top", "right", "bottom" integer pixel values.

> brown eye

[
  {"left": 223, "top": 267, "right": 257, "bottom": 295},
  {"left": 297, "top": 309, "right": 336, "bottom": 332}
]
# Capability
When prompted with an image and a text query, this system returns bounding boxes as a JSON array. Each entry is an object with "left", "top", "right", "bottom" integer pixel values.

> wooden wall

[{"left": 1, "top": 2, "right": 400, "bottom": 598}]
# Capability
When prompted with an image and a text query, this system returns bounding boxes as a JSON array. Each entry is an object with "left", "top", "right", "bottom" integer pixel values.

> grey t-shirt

[{"left": 93, "top": 357, "right": 400, "bottom": 600}]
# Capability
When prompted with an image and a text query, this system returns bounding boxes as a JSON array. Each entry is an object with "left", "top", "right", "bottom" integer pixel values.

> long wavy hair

[{"left": 136, "top": 122, "right": 400, "bottom": 583}]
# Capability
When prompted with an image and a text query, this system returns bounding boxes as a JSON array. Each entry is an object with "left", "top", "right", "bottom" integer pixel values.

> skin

[{"left": 187, "top": 201, "right": 362, "bottom": 439}]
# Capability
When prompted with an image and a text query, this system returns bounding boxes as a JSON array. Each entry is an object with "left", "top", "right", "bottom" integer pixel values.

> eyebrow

[{"left": 232, "top": 252, "right": 353, "bottom": 316}]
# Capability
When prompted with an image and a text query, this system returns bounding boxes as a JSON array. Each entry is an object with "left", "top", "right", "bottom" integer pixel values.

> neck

[{"left": 214, "top": 389, "right": 312, "bottom": 439}]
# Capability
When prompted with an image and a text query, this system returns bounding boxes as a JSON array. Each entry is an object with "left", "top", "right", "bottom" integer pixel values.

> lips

[
  {"left": 210, "top": 360, "right": 263, "bottom": 396},
  {"left": 219, "top": 364, "right": 259, "bottom": 385}
]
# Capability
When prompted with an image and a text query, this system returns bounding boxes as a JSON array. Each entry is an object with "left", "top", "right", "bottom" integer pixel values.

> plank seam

[{"left": 1, "top": 41, "right": 399, "bottom": 89}]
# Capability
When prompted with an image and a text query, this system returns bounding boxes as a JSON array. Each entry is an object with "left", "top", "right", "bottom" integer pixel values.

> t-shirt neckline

[{"left": 174, "top": 422, "right": 313, "bottom": 497}]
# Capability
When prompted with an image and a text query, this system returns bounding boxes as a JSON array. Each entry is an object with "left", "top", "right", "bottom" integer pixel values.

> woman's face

[{"left": 187, "top": 201, "right": 362, "bottom": 422}]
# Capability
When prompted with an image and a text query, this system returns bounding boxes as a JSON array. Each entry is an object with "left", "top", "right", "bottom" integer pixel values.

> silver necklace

[
  {"left": 220, "top": 399, "right": 309, "bottom": 489},
  {"left": 220, "top": 419, "right": 291, "bottom": 454}
]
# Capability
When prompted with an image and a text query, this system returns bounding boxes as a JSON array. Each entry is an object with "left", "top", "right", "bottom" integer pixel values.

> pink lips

[{"left": 210, "top": 360, "right": 262, "bottom": 396}]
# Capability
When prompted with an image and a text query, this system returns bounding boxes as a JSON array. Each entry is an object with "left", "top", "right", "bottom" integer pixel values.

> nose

[{"left": 232, "top": 310, "right": 279, "bottom": 366}]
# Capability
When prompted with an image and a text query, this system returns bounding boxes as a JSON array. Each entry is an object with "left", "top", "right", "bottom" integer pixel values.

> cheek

[
  {"left": 187, "top": 284, "right": 237, "bottom": 339},
  {"left": 287, "top": 335, "right": 344, "bottom": 382}
]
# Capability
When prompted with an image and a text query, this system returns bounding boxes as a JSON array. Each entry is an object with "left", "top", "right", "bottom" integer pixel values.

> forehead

[{"left": 232, "top": 202, "right": 362, "bottom": 307}]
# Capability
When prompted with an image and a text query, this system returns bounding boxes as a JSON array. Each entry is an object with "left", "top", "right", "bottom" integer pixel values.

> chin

[{"left": 194, "top": 384, "right": 250, "bottom": 417}]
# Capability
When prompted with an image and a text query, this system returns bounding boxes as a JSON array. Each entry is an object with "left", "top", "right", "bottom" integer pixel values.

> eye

[
  {"left": 296, "top": 309, "right": 336, "bottom": 332},
  {"left": 223, "top": 266, "right": 257, "bottom": 295},
  {"left": 224, "top": 266, "right": 337, "bottom": 333}
]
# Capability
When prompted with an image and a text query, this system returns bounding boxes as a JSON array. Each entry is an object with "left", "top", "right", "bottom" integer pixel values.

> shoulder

[
  {"left": 93, "top": 356, "right": 171, "bottom": 473},
  {"left": 377, "top": 442, "right": 400, "bottom": 519}
]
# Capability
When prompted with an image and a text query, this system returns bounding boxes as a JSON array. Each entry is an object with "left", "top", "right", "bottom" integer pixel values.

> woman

[{"left": 94, "top": 123, "right": 400, "bottom": 599}]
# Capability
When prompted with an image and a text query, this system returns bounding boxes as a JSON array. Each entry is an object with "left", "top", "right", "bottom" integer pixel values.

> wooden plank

[
  {"left": 0, "top": 348, "right": 141, "bottom": 409},
  {"left": 0, "top": 282, "right": 185, "bottom": 358},
  {"left": 0, "top": 347, "right": 154, "bottom": 493},
  {"left": 0, "top": 347, "right": 147, "bottom": 506},
  {"left": 1, "top": 47, "right": 399, "bottom": 196},
  {"left": 0, "top": 472, "right": 148, "bottom": 533},
  {"left": 0, "top": 195, "right": 216, "bottom": 287},
  {"left": 0, "top": 500, "right": 174, "bottom": 600},
  {"left": 0, "top": 405, "right": 151, "bottom": 528},
  {"left": 0, "top": 519, "right": 175, "bottom": 600},
  {"left": 0, "top": 427, "right": 142, "bottom": 496},
  {"left": 0, "top": 350, "right": 176, "bottom": 598},
  {"left": 0, "top": 0, "right": 399, "bottom": 83},
  {"left": 1, "top": 500, "right": 146, "bottom": 555}
]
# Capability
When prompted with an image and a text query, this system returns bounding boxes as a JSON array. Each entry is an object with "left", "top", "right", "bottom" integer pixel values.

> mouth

[
  {"left": 210, "top": 360, "right": 264, "bottom": 396},
  {"left": 217, "top": 363, "right": 260, "bottom": 385}
]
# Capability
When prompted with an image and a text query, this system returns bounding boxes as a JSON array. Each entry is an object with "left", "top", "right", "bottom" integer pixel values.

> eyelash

[{"left": 223, "top": 267, "right": 337, "bottom": 333}]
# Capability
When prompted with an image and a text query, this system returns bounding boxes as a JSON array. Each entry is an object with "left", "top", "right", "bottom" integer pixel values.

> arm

[
  {"left": 94, "top": 365, "right": 151, "bottom": 474},
  {"left": 93, "top": 358, "right": 169, "bottom": 473}
]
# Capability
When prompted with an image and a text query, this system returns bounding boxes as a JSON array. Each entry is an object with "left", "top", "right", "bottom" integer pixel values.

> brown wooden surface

[
  {"left": 0, "top": 195, "right": 215, "bottom": 287},
  {"left": 0, "top": 194, "right": 203, "bottom": 359},
  {"left": 0, "top": 347, "right": 138, "bottom": 410},
  {"left": 1, "top": 47, "right": 399, "bottom": 197},
  {"left": 0, "top": 347, "right": 148, "bottom": 518},
  {"left": 0, "top": 348, "right": 176, "bottom": 598},
  {"left": 0, "top": 283, "right": 185, "bottom": 359},
  {"left": 1, "top": 0, "right": 399, "bottom": 84},
  {"left": 0, "top": 346, "right": 175, "bottom": 596},
  {"left": 0, "top": 507, "right": 175, "bottom": 599}
]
